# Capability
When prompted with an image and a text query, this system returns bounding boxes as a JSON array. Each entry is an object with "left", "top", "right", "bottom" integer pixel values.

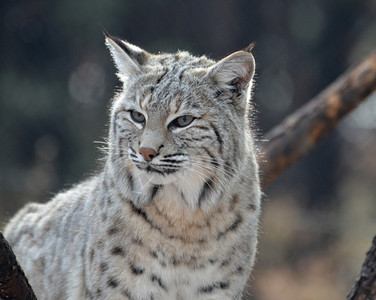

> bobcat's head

[{"left": 105, "top": 32, "right": 256, "bottom": 209}]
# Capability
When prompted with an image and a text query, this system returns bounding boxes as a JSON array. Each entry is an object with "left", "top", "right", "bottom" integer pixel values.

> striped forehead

[{"left": 136, "top": 57, "right": 212, "bottom": 112}]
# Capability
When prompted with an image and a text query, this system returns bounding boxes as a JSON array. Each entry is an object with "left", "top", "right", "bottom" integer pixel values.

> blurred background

[{"left": 1, "top": 0, "right": 376, "bottom": 299}]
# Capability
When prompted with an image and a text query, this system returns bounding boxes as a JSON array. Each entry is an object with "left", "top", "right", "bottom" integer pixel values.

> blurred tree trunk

[
  {"left": 1, "top": 52, "right": 376, "bottom": 299},
  {"left": 0, "top": 232, "right": 37, "bottom": 300},
  {"left": 346, "top": 235, "right": 376, "bottom": 300}
]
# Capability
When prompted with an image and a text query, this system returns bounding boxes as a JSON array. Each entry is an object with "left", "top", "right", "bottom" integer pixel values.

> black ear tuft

[
  {"left": 102, "top": 30, "right": 139, "bottom": 62},
  {"left": 244, "top": 42, "right": 255, "bottom": 53},
  {"left": 101, "top": 26, "right": 110, "bottom": 38},
  {"left": 104, "top": 33, "right": 148, "bottom": 82}
]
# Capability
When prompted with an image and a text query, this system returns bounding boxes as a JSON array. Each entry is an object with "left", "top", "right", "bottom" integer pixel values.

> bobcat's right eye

[{"left": 130, "top": 110, "right": 145, "bottom": 124}]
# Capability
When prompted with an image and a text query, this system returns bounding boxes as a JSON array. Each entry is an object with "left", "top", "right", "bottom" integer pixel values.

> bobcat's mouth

[
  {"left": 131, "top": 162, "right": 183, "bottom": 186},
  {"left": 149, "top": 165, "right": 180, "bottom": 175},
  {"left": 136, "top": 164, "right": 180, "bottom": 175}
]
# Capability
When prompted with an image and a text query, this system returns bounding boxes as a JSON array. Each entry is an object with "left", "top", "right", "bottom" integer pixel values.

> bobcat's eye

[
  {"left": 177, "top": 115, "right": 194, "bottom": 127},
  {"left": 130, "top": 110, "right": 145, "bottom": 124},
  {"left": 170, "top": 115, "right": 194, "bottom": 128}
]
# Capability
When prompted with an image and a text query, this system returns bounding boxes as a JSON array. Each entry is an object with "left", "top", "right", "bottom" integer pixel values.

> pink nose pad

[{"left": 139, "top": 147, "right": 157, "bottom": 161}]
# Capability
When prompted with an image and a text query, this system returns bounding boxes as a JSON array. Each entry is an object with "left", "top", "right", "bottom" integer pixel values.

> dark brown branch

[
  {"left": 346, "top": 235, "right": 376, "bottom": 300},
  {"left": 0, "top": 232, "right": 37, "bottom": 300},
  {"left": 260, "top": 52, "right": 376, "bottom": 187}
]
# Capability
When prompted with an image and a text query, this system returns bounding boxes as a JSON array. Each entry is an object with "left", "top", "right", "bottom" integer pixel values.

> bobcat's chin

[{"left": 136, "top": 167, "right": 182, "bottom": 186}]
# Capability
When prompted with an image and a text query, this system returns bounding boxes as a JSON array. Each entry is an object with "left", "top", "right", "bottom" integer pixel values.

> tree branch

[
  {"left": 0, "top": 232, "right": 37, "bottom": 299},
  {"left": 346, "top": 235, "right": 376, "bottom": 300},
  {"left": 260, "top": 52, "right": 376, "bottom": 187}
]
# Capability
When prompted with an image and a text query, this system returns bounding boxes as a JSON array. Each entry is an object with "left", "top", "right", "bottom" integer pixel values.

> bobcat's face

[
  {"left": 106, "top": 34, "right": 255, "bottom": 207},
  {"left": 113, "top": 74, "right": 218, "bottom": 187}
]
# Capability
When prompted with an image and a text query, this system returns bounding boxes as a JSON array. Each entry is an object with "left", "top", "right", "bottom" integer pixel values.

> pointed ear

[
  {"left": 209, "top": 49, "right": 255, "bottom": 92},
  {"left": 104, "top": 31, "right": 148, "bottom": 82}
]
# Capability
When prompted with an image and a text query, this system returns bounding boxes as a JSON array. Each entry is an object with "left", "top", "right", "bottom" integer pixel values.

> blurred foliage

[{"left": 1, "top": 0, "right": 376, "bottom": 299}]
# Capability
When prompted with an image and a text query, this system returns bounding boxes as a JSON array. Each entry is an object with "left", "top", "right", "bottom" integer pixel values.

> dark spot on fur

[
  {"left": 199, "top": 285, "right": 213, "bottom": 293},
  {"left": 217, "top": 214, "right": 243, "bottom": 240},
  {"left": 202, "top": 147, "right": 215, "bottom": 159},
  {"left": 85, "top": 288, "right": 94, "bottom": 299},
  {"left": 108, "top": 226, "right": 119, "bottom": 235},
  {"left": 89, "top": 248, "right": 95, "bottom": 263},
  {"left": 97, "top": 239, "right": 104, "bottom": 250},
  {"left": 127, "top": 172, "right": 135, "bottom": 192},
  {"left": 132, "top": 236, "right": 143, "bottom": 245},
  {"left": 224, "top": 161, "right": 233, "bottom": 175},
  {"left": 198, "top": 178, "right": 215, "bottom": 207},
  {"left": 198, "top": 281, "right": 230, "bottom": 294},
  {"left": 221, "top": 258, "right": 231, "bottom": 267},
  {"left": 128, "top": 201, "right": 162, "bottom": 232},
  {"left": 248, "top": 202, "right": 257, "bottom": 210},
  {"left": 150, "top": 250, "right": 158, "bottom": 258},
  {"left": 100, "top": 262, "right": 108, "bottom": 273},
  {"left": 211, "top": 158, "right": 219, "bottom": 169},
  {"left": 111, "top": 246, "right": 125, "bottom": 256},
  {"left": 209, "top": 258, "right": 217, "bottom": 264},
  {"left": 150, "top": 185, "right": 161, "bottom": 201},
  {"left": 229, "top": 194, "right": 239, "bottom": 211},
  {"left": 151, "top": 273, "right": 167, "bottom": 290},
  {"left": 209, "top": 123, "right": 223, "bottom": 153},
  {"left": 119, "top": 147, "right": 125, "bottom": 158},
  {"left": 156, "top": 68, "right": 168, "bottom": 84},
  {"left": 219, "top": 281, "right": 230, "bottom": 289},
  {"left": 214, "top": 89, "right": 224, "bottom": 98},
  {"left": 96, "top": 288, "right": 102, "bottom": 297},
  {"left": 236, "top": 266, "right": 244, "bottom": 274},
  {"left": 172, "top": 256, "right": 180, "bottom": 266},
  {"left": 122, "top": 288, "right": 133, "bottom": 298},
  {"left": 178, "top": 71, "right": 184, "bottom": 81},
  {"left": 130, "top": 262, "right": 144, "bottom": 275},
  {"left": 107, "top": 277, "right": 119, "bottom": 288}
]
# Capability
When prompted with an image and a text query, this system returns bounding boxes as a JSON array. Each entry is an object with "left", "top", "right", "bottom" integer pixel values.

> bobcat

[{"left": 4, "top": 32, "right": 261, "bottom": 299}]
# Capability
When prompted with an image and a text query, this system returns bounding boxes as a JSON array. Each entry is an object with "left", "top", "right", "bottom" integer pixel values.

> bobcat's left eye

[
  {"left": 130, "top": 110, "right": 145, "bottom": 124},
  {"left": 175, "top": 115, "right": 194, "bottom": 128}
]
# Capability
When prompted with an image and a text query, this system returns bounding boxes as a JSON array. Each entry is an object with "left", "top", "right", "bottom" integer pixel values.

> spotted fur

[{"left": 4, "top": 32, "right": 261, "bottom": 299}]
